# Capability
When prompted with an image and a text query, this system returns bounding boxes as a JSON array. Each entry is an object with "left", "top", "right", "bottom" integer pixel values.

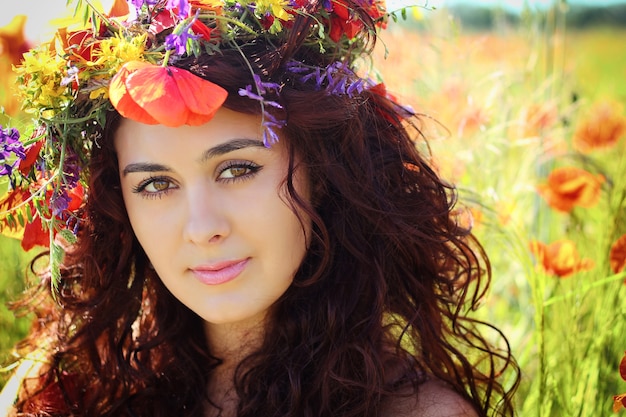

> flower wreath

[{"left": 0, "top": 0, "right": 412, "bottom": 284}]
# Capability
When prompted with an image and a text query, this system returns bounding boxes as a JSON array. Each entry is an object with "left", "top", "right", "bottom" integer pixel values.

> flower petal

[
  {"left": 170, "top": 66, "right": 227, "bottom": 125},
  {"left": 109, "top": 61, "right": 159, "bottom": 125}
]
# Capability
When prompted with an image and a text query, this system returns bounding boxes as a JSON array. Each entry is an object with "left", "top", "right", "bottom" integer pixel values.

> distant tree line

[{"left": 439, "top": 3, "right": 626, "bottom": 29}]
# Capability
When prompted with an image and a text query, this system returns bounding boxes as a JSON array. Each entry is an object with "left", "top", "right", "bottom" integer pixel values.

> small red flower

[
  {"left": 613, "top": 352, "right": 626, "bottom": 412},
  {"left": 18, "top": 138, "right": 45, "bottom": 175},
  {"left": 328, "top": 0, "right": 385, "bottom": 42},
  {"left": 529, "top": 239, "right": 595, "bottom": 278},
  {"left": 610, "top": 234, "right": 626, "bottom": 275},
  {"left": 109, "top": 61, "right": 228, "bottom": 127}
]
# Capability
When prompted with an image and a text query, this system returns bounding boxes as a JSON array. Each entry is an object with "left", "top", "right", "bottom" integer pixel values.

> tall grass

[{"left": 374, "top": 4, "right": 626, "bottom": 415}]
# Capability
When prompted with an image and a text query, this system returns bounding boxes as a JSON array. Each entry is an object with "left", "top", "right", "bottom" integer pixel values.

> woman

[{"left": 0, "top": 0, "right": 518, "bottom": 415}]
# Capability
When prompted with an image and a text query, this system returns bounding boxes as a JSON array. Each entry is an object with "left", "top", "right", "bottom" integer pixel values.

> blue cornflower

[{"left": 0, "top": 126, "right": 25, "bottom": 178}]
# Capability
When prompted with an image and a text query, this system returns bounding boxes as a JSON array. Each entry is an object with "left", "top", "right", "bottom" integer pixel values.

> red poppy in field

[
  {"left": 536, "top": 166, "right": 604, "bottom": 213},
  {"left": 613, "top": 352, "right": 626, "bottom": 412},
  {"left": 574, "top": 101, "right": 626, "bottom": 153},
  {"left": 610, "top": 234, "right": 626, "bottom": 275},
  {"left": 109, "top": 61, "right": 228, "bottom": 127},
  {"left": 529, "top": 239, "right": 595, "bottom": 278}
]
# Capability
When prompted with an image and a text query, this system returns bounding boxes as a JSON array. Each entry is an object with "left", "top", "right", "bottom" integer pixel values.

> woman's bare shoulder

[{"left": 383, "top": 379, "right": 479, "bottom": 417}]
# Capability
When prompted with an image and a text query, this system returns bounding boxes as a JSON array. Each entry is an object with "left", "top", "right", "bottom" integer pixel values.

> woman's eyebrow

[
  {"left": 122, "top": 162, "right": 171, "bottom": 177},
  {"left": 200, "top": 138, "right": 267, "bottom": 161}
]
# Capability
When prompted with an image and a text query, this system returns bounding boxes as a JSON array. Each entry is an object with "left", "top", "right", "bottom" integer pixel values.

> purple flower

[
  {"left": 166, "top": 0, "right": 191, "bottom": 19},
  {"left": 165, "top": 12, "right": 200, "bottom": 55},
  {"left": 0, "top": 126, "right": 25, "bottom": 178},
  {"left": 62, "top": 148, "right": 80, "bottom": 189},
  {"left": 128, "top": 0, "right": 158, "bottom": 8},
  {"left": 50, "top": 188, "right": 70, "bottom": 218},
  {"left": 61, "top": 66, "right": 79, "bottom": 87},
  {"left": 261, "top": 112, "right": 286, "bottom": 147}
]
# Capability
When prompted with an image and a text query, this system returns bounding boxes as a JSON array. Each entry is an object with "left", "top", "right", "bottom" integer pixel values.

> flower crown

[{"left": 0, "top": 0, "right": 406, "bottom": 281}]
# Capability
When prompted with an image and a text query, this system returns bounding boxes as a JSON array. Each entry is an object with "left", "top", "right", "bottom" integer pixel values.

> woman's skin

[{"left": 116, "top": 107, "right": 310, "bottom": 347}]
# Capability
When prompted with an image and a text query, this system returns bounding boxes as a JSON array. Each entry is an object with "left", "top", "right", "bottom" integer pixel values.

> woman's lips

[{"left": 191, "top": 258, "right": 249, "bottom": 285}]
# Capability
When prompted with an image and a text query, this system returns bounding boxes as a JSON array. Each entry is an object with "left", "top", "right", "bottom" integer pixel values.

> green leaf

[
  {"left": 58, "top": 229, "right": 78, "bottom": 245},
  {"left": 50, "top": 240, "right": 65, "bottom": 295},
  {"left": 16, "top": 211, "right": 25, "bottom": 227}
]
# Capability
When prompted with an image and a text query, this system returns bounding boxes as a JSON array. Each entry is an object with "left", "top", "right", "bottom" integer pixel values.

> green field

[{"left": 1, "top": 9, "right": 626, "bottom": 415}]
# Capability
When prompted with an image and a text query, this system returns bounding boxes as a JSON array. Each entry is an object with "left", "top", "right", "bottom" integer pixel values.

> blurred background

[{"left": 1, "top": 1, "right": 626, "bottom": 415}]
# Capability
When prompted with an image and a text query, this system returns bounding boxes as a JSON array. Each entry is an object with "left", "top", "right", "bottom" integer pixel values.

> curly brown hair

[{"left": 9, "top": 2, "right": 519, "bottom": 416}]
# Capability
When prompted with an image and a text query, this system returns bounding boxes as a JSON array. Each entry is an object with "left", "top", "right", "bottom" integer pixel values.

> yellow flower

[
  {"left": 259, "top": 0, "right": 292, "bottom": 20},
  {"left": 14, "top": 45, "right": 70, "bottom": 114},
  {"left": 92, "top": 34, "right": 148, "bottom": 74}
]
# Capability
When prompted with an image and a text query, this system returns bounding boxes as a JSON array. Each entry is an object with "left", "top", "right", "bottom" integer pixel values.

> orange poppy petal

[
  {"left": 170, "top": 66, "right": 227, "bottom": 125},
  {"left": 124, "top": 65, "right": 189, "bottom": 127},
  {"left": 109, "top": 62, "right": 159, "bottom": 125}
]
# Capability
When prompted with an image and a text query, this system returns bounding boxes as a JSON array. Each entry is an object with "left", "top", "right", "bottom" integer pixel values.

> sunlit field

[{"left": 1, "top": 4, "right": 626, "bottom": 415}]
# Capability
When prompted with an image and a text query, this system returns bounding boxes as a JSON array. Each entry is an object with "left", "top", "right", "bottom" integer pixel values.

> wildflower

[
  {"left": 0, "top": 126, "right": 25, "bottom": 178},
  {"left": 165, "top": 13, "right": 201, "bottom": 56},
  {"left": 529, "top": 239, "right": 595, "bottom": 278},
  {"left": 18, "top": 136, "right": 44, "bottom": 175},
  {"left": 613, "top": 352, "right": 626, "bottom": 412},
  {"left": 94, "top": 34, "right": 147, "bottom": 74},
  {"left": 610, "top": 234, "right": 626, "bottom": 275},
  {"left": 61, "top": 66, "right": 80, "bottom": 88},
  {"left": 327, "top": 0, "right": 385, "bottom": 42},
  {"left": 109, "top": 60, "right": 228, "bottom": 126},
  {"left": 536, "top": 166, "right": 604, "bottom": 213},
  {"left": 57, "top": 29, "right": 102, "bottom": 64},
  {"left": 574, "top": 101, "right": 626, "bottom": 153},
  {"left": 15, "top": 45, "right": 70, "bottom": 114},
  {"left": 167, "top": 0, "right": 192, "bottom": 18},
  {"left": 521, "top": 102, "right": 558, "bottom": 138}
]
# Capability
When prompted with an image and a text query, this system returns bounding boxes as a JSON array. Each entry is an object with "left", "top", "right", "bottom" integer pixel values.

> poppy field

[{"left": 1, "top": 4, "right": 626, "bottom": 415}]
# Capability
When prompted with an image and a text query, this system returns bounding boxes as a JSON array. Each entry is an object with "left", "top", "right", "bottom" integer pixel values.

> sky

[{"left": 2, "top": 0, "right": 625, "bottom": 42}]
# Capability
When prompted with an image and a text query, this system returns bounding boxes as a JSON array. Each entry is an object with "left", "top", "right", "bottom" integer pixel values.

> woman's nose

[{"left": 182, "top": 184, "right": 230, "bottom": 245}]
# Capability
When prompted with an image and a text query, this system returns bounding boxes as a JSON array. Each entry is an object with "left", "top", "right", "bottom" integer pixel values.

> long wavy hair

[{"left": 10, "top": 2, "right": 519, "bottom": 416}]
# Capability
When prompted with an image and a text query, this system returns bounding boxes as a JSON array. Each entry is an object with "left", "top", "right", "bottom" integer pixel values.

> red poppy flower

[
  {"left": 574, "top": 101, "right": 626, "bottom": 153},
  {"left": 610, "top": 234, "right": 626, "bottom": 275},
  {"left": 529, "top": 239, "right": 595, "bottom": 278},
  {"left": 109, "top": 61, "right": 228, "bottom": 127},
  {"left": 536, "top": 166, "right": 604, "bottom": 213},
  {"left": 613, "top": 353, "right": 626, "bottom": 412}
]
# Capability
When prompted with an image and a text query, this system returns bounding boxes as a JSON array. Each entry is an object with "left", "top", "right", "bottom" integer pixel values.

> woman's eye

[
  {"left": 145, "top": 179, "right": 172, "bottom": 192},
  {"left": 217, "top": 162, "right": 261, "bottom": 181},
  {"left": 132, "top": 177, "right": 176, "bottom": 197}
]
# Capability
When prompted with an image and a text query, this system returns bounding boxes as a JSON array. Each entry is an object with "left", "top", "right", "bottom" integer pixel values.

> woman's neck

[
  {"left": 203, "top": 314, "right": 266, "bottom": 365},
  {"left": 202, "top": 317, "right": 267, "bottom": 417}
]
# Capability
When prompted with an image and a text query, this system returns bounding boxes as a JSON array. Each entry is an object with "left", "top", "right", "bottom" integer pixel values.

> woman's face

[{"left": 115, "top": 107, "right": 310, "bottom": 327}]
